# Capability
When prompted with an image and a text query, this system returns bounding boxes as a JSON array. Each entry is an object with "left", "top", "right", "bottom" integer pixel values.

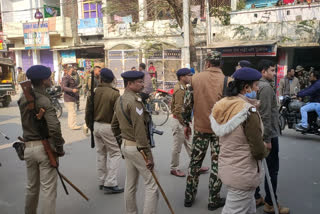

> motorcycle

[
  {"left": 47, "top": 86, "right": 63, "bottom": 118},
  {"left": 279, "top": 95, "right": 320, "bottom": 135},
  {"left": 154, "top": 89, "right": 173, "bottom": 108}
]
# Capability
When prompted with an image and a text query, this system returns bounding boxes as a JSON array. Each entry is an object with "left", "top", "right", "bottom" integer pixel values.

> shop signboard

[
  {"left": 78, "top": 18, "right": 103, "bottom": 35},
  {"left": 277, "top": 65, "right": 285, "bottom": 96},
  {"left": 61, "top": 50, "right": 76, "bottom": 64},
  {"left": 217, "top": 45, "right": 277, "bottom": 57},
  {"left": 23, "top": 22, "right": 50, "bottom": 49}
]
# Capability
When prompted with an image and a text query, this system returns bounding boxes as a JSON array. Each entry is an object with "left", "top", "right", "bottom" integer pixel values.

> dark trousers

[{"left": 255, "top": 137, "right": 279, "bottom": 205}]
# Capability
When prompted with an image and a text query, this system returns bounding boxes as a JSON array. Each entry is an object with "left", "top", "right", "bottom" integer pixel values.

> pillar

[{"left": 138, "top": 0, "right": 147, "bottom": 22}]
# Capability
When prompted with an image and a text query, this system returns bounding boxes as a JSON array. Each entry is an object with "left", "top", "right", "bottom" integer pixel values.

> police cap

[
  {"left": 176, "top": 68, "right": 192, "bottom": 77},
  {"left": 238, "top": 60, "right": 252, "bottom": 68},
  {"left": 26, "top": 65, "right": 51, "bottom": 80},
  {"left": 100, "top": 68, "right": 115, "bottom": 81},
  {"left": 232, "top": 67, "right": 262, "bottom": 81},
  {"left": 121, "top": 70, "right": 144, "bottom": 80}
]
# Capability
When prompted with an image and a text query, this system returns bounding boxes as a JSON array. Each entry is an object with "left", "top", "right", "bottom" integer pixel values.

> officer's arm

[
  {"left": 111, "top": 101, "right": 121, "bottom": 138},
  {"left": 175, "top": 89, "right": 186, "bottom": 125},
  {"left": 129, "top": 102, "right": 153, "bottom": 160},
  {"left": 258, "top": 87, "right": 273, "bottom": 143},
  {"left": 40, "top": 98, "right": 65, "bottom": 153},
  {"left": 243, "top": 111, "right": 268, "bottom": 160}
]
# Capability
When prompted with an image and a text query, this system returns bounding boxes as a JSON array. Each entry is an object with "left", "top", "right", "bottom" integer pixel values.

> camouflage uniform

[
  {"left": 183, "top": 85, "right": 222, "bottom": 205},
  {"left": 296, "top": 66, "right": 310, "bottom": 90}
]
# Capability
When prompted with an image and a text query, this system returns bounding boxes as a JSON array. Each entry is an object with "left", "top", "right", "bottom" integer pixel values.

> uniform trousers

[
  {"left": 94, "top": 122, "right": 122, "bottom": 187},
  {"left": 171, "top": 118, "right": 192, "bottom": 170},
  {"left": 24, "top": 140, "right": 58, "bottom": 214},
  {"left": 64, "top": 102, "right": 77, "bottom": 129},
  {"left": 222, "top": 187, "right": 256, "bottom": 214},
  {"left": 121, "top": 140, "right": 159, "bottom": 214},
  {"left": 185, "top": 131, "right": 222, "bottom": 204}
]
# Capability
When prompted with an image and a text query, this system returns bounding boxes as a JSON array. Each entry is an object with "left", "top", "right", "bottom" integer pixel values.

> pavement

[{"left": 0, "top": 94, "right": 320, "bottom": 214}]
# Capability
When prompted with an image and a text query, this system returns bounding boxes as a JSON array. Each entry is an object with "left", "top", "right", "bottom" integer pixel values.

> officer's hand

[
  {"left": 72, "top": 89, "right": 78, "bottom": 93},
  {"left": 146, "top": 159, "right": 154, "bottom": 170},
  {"left": 184, "top": 127, "right": 191, "bottom": 140},
  {"left": 264, "top": 142, "right": 272, "bottom": 150}
]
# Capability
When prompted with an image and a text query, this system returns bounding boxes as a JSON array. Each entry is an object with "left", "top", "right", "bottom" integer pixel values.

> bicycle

[{"left": 146, "top": 95, "right": 170, "bottom": 127}]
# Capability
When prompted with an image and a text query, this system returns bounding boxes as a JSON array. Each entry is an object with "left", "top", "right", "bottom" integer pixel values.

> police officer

[
  {"left": 18, "top": 65, "right": 65, "bottom": 214},
  {"left": 170, "top": 68, "right": 209, "bottom": 177},
  {"left": 111, "top": 71, "right": 159, "bottom": 214},
  {"left": 85, "top": 68, "right": 124, "bottom": 194},
  {"left": 295, "top": 65, "right": 309, "bottom": 90}
]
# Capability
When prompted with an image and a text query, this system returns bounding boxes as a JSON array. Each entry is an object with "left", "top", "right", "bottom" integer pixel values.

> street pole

[
  {"left": 205, "top": 0, "right": 212, "bottom": 46},
  {"left": 183, "top": 0, "right": 190, "bottom": 68}
]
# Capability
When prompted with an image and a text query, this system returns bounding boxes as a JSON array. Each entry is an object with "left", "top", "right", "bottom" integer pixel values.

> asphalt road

[{"left": 0, "top": 95, "right": 319, "bottom": 214}]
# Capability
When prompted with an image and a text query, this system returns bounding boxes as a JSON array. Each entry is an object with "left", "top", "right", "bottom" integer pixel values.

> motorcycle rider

[{"left": 296, "top": 70, "right": 320, "bottom": 131}]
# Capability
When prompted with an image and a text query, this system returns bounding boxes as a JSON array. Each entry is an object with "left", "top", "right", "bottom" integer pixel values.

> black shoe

[
  {"left": 184, "top": 199, "right": 194, "bottom": 207},
  {"left": 104, "top": 186, "right": 124, "bottom": 194},
  {"left": 99, "top": 185, "right": 104, "bottom": 190},
  {"left": 295, "top": 124, "right": 308, "bottom": 131},
  {"left": 208, "top": 198, "right": 226, "bottom": 211}
]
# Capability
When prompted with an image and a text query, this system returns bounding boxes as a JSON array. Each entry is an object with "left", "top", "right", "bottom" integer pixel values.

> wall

[
  {"left": 230, "top": 4, "right": 320, "bottom": 25},
  {"left": 211, "top": 20, "right": 320, "bottom": 47},
  {"left": 1, "top": 0, "right": 32, "bottom": 22}
]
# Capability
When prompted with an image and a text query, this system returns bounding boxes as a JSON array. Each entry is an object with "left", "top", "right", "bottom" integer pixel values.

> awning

[{"left": 207, "top": 40, "right": 278, "bottom": 57}]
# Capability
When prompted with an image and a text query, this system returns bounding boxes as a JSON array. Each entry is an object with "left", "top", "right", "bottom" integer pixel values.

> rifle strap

[
  {"left": 120, "top": 96, "right": 132, "bottom": 126},
  {"left": 222, "top": 76, "right": 228, "bottom": 98}
]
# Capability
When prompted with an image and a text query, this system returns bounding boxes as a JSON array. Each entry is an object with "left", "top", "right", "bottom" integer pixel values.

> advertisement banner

[
  {"left": 217, "top": 45, "right": 277, "bottom": 57},
  {"left": 23, "top": 22, "right": 50, "bottom": 49},
  {"left": 61, "top": 50, "right": 76, "bottom": 64},
  {"left": 78, "top": 18, "right": 103, "bottom": 35},
  {"left": 44, "top": 5, "right": 60, "bottom": 18},
  {"left": 277, "top": 65, "right": 285, "bottom": 96}
]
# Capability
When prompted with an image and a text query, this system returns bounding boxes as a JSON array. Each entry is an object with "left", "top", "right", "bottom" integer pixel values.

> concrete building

[
  {"left": 1, "top": 0, "right": 75, "bottom": 82},
  {"left": 208, "top": 0, "right": 320, "bottom": 76}
]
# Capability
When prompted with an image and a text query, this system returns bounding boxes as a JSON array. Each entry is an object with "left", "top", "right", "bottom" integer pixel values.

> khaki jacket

[
  {"left": 192, "top": 67, "right": 227, "bottom": 133},
  {"left": 85, "top": 82, "right": 120, "bottom": 128},
  {"left": 210, "top": 95, "right": 268, "bottom": 191},
  {"left": 278, "top": 76, "right": 300, "bottom": 96},
  {"left": 171, "top": 81, "right": 186, "bottom": 125},
  {"left": 111, "top": 90, "right": 152, "bottom": 160}
]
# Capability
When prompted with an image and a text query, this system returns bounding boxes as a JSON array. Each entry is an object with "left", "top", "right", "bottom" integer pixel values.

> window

[{"left": 83, "top": 1, "right": 102, "bottom": 19}]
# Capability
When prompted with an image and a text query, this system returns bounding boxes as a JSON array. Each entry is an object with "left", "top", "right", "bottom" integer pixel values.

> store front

[{"left": 21, "top": 50, "right": 33, "bottom": 72}]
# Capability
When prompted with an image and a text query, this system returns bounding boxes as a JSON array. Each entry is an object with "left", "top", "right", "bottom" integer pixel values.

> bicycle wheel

[{"left": 150, "top": 99, "right": 170, "bottom": 126}]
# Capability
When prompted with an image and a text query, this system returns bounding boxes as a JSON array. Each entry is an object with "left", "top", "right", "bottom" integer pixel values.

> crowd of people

[{"left": 15, "top": 51, "right": 320, "bottom": 214}]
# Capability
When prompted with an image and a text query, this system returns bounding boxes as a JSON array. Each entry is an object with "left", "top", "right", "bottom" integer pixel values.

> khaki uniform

[
  {"left": 170, "top": 82, "right": 192, "bottom": 170},
  {"left": 85, "top": 82, "right": 122, "bottom": 187},
  {"left": 18, "top": 87, "right": 65, "bottom": 214},
  {"left": 111, "top": 90, "right": 159, "bottom": 214}
]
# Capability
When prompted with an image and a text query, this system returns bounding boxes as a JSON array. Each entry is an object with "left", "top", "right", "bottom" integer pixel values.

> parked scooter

[
  {"left": 279, "top": 95, "right": 320, "bottom": 135},
  {"left": 47, "top": 86, "right": 63, "bottom": 118}
]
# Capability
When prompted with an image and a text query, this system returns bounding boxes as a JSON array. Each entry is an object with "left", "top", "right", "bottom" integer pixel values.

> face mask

[{"left": 245, "top": 91, "right": 257, "bottom": 99}]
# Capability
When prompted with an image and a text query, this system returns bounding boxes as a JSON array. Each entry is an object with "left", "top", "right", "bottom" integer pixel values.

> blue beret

[
  {"left": 100, "top": 68, "right": 114, "bottom": 80},
  {"left": 121, "top": 71, "right": 144, "bottom": 80},
  {"left": 238, "top": 60, "right": 252, "bottom": 68},
  {"left": 26, "top": 65, "right": 51, "bottom": 80},
  {"left": 233, "top": 67, "right": 262, "bottom": 81},
  {"left": 176, "top": 68, "right": 192, "bottom": 77}
]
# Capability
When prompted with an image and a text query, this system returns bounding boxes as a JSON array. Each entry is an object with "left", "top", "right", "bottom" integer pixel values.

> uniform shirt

[
  {"left": 18, "top": 87, "right": 65, "bottom": 152},
  {"left": 111, "top": 89, "right": 152, "bottom": 159},
  {"left": 171, "top": 81, "right": 186, "bottom": 125},
  {"left": 85, "top": 82, "right": 120, "bottom": 126}
]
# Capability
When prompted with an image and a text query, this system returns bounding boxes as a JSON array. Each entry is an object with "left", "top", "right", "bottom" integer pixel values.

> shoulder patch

[
  {"left": 136, "top": 96, "right": 142, "bottom": 102},
  {"left": 136, "top": 107, "right": 143, "bottom": 115}
]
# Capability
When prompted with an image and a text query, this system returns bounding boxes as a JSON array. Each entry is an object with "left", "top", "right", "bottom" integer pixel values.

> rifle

[
  {"left": 90, "top": 70, "right": 95, "bottom": 148},
  {"left": 140, "top": 93, "right": 163, "bottom": 148},
  {"left": 19, "top": 80, "right": 89, "bottom": 201}
]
